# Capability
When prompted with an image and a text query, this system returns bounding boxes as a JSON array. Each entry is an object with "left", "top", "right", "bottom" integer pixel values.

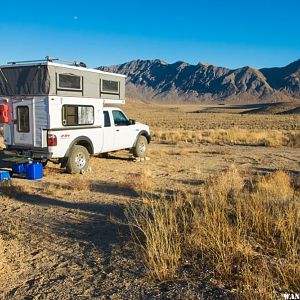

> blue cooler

[
  {"left": 12, "top": 163, "right": 26, "bottom": 174},
  {"left": 25, "top": 162, "right": 43, "bottom": 180},
  {"left": 0, "top": 170, "right": 11, "bottom": 182}
]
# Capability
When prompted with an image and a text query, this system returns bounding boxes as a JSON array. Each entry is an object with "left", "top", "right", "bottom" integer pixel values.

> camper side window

[
  {"left": 17, "top": 106, "right": 30, "bottom": 132},
  {"left": 58, "top": 73, "right": 82, "bottom": 91},
  {"left": 62, "top": 105, "right": 94, "bottom": 126},
  {"left": 101, "top": 80, "right": 119, "bottom": 94}
]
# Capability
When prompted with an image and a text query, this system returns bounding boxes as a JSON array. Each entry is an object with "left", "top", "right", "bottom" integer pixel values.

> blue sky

[{"left": 0, "top": 0, "right": 299, "bottom": 69}]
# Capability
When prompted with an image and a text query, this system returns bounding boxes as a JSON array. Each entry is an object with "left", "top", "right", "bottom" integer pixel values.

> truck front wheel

[
  {"left": 132, "top": 135, "right": 148, "bottom": 158},
  {"left": 66, "top": 145, "right": 90, "bottom": 174}
]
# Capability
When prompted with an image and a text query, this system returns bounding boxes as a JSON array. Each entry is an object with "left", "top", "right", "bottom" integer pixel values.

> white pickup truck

[{"left": 0, "top": 58, "right": 151, "bottom": 173}]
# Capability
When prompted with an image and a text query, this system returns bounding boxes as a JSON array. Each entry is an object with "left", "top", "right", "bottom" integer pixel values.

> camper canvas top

[{"left": 0, "top": 61, "right": 126, "bottom": 101}]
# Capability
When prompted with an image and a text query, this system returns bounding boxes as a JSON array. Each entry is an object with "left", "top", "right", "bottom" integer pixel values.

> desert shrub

[{"left": 127, "top": 168, "right": 300, "bottom": 298}]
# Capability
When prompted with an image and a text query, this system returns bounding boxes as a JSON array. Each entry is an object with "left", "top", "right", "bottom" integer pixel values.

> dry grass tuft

[
  {"left": 168, "top": 148, "right": 190, "bottom": 156},
  {"left": 287, "top": 131, "right": 300, "bottom": 147},
  {"left": 127, "top": 168, "right": 300, "bottom": 298},
  {"left": 256, "top": 170, "right": 293, "bottom": 200},
  {"left": 65, "top": 176, "right": 91, "bottom": 192},
  {"left": 124, "top": 169, "right": 154, "bottom": 194},
  {"left": 42, "top": 176, "right": 91, "bottom": 198},
  {"left": 42, "top": 181, "right": 66, "bottom": 198}
]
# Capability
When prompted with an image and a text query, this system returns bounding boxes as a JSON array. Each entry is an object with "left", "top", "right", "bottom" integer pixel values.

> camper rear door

[{"left": 13, "top": 100, "right": 34, "bottom": 146}]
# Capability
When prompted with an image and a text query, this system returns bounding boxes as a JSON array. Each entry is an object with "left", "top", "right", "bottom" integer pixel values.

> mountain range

[{"left": 98, "top": 59, "right": 300, "bottom": 102}]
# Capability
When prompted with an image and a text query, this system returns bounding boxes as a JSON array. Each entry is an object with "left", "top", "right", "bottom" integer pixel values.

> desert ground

[{"left": 0, "top": 100, "right": 299, "bottom": 299}]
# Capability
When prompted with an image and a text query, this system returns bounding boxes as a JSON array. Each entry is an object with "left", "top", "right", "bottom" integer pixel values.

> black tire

[
  {"left": 66, "top": 145, "right": 90, "bottom": 174},
  {"left": 132, "top": 135, "right": 148, "bottom": 158}
]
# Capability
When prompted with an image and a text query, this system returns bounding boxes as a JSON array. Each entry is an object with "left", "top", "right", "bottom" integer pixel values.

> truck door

[
  {"left": 13, "top": 100, "right": 34, "bottom": 146},
  {"left": 112, "top": 110, "right": 137, "bottom": 150},
  {"left": 101, "top": 110, "right": 115, "bottom": 153}
]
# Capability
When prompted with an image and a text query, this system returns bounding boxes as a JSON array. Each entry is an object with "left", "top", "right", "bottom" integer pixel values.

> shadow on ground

[{"left": 0, "top": 177, "right": 237, "bottom": 299}]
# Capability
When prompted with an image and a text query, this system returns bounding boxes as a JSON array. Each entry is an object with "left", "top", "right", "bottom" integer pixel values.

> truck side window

[
  {"left": 112, "top": 110, "right": 128, "bottom": 126},
  {"left": 103, "top": 111, "right": 111, "bottom": 127},
  {"left": 17, "top": 106, "right": 30, "bottom": 132},
  {"left": 62, "top": 105, "right": 94, "bottom": 126}
]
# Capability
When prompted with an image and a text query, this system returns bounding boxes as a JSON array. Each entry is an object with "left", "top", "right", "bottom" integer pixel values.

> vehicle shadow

[
  {"left": 97, "top": 153, "right": 134, "bottom": 162},
  {"left": 4, "top": 187, "right": 140, "bottom": 280}
]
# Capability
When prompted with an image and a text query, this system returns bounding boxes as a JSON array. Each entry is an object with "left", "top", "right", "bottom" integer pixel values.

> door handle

[{"left": 116, "top": 129, "right": 120, "bottom": 132}]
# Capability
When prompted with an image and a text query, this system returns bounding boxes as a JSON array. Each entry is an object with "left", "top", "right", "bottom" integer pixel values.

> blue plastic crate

[
  {"left": 0, "top": 170, "right": 11, "bottom": 182},
  {"left": 25, "top": 162, "right": 43, "bottom": 180},
  {"left": 12, "top": 163, "right": 26, "bottom": 174}
]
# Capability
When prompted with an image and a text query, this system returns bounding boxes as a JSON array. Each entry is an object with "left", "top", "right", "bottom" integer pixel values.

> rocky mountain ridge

[{"left": 98, "top": 59, "right": 300, "bottom": 102}]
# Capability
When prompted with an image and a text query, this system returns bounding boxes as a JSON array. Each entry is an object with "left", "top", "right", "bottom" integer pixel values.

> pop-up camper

[{"left": 0, "top": 58, "right": 151, "bottom": 173}]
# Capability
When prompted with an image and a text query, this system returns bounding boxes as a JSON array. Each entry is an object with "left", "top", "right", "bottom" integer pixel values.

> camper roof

[
  {"left": 0, "top": 61, "right": 126, "bottom": 78},
  {"left": 0, "top": 59, "right": 126, "bottom": 99}
]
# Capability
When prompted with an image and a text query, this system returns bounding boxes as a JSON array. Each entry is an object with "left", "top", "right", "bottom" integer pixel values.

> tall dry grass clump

[
  {"left": 126, "top": 193, "right": 187, "bottom": 280},
  {"left": 127, "top": 167, "right": 299, "bottom": 299}
]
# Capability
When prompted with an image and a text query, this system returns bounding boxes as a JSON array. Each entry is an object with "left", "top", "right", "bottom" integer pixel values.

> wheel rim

[
  {"left": 75, "top": 152, "right": 86, "bottom": 169},
  {"left": 139, "top": 141, "right": 146, "bottom": 154}
]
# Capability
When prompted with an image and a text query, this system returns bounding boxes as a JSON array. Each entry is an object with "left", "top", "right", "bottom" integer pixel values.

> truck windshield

[{"left": 0, "top": 65, "right": 50, "bottom": 96}]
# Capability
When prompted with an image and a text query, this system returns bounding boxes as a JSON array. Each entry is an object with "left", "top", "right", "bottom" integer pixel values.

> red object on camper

[{"left": 0, "top": 103, "right": 11, "bottom": 123}]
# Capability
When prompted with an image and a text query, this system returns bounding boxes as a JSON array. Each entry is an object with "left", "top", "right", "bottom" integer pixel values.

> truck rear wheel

[
  {"left": 132, "top": 135, "right": 148, "bottom": 158},
  {"left": 66, "top": 145, "right": 90, "bottom": 174}
]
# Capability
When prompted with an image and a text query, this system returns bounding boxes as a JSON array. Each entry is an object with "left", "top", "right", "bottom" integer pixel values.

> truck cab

[{"left": 102, "top": 107, "right": 150, "bottom": 154}]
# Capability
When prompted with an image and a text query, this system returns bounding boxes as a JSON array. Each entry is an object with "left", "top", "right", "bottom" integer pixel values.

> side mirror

[{"left": 129, "top": 119, "right": 136, "bottom": 125}]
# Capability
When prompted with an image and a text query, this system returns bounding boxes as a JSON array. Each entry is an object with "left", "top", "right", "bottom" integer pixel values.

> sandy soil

[{"left": 0, "top": 102, "right": 299, "bottom": 299}]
